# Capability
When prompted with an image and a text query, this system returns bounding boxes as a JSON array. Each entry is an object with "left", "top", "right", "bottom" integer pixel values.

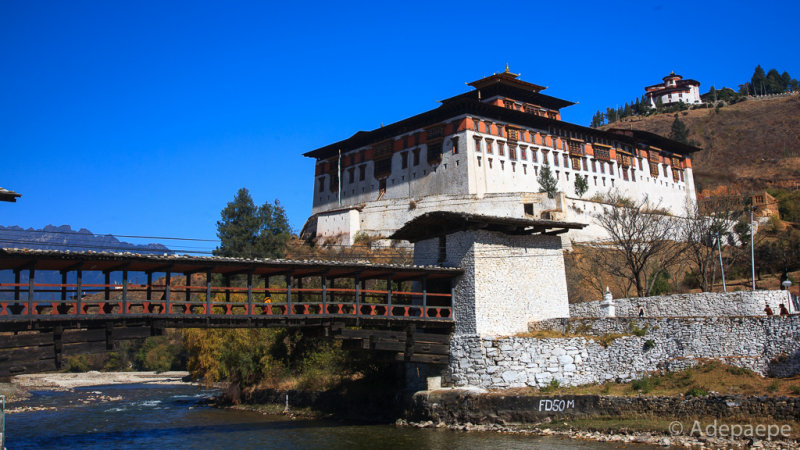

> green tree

[
  {"left": 215, "top": 188, "right": 292, "bottom": 259},
  {"left": 537, "top": 162, "right": 559, "bottom": 198},
  {"left": 751, "top": 65, "right": 767, "bottom": 95},
  {"left": 669, "top": 116, "right": 691, "bottom": 144},
  {"left": 574, "top": 174, "right": 589, "bottom": 198},
  {"left": 766, "top": 68, "right": 783, "bottom": 94}
]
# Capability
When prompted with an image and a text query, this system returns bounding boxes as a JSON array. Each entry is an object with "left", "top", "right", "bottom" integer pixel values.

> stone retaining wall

[
  {"left": 409, "top": 391, "right": 800, "bottom": 423},
  {"left": 569, "top": 290, "right": 791, "bottom": 318},
  {"left": 447, "top": 316, "right": 800, "bottom": 389}
]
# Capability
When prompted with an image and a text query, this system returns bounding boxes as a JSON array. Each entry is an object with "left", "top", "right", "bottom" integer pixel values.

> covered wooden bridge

[{"left": 0, "top": 248, "right": 461, "bottom": 376}]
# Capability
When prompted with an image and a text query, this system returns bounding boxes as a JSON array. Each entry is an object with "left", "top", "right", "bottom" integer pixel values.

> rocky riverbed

[{"left": 399, "top": 419, "right": 800, "bottom": 449}]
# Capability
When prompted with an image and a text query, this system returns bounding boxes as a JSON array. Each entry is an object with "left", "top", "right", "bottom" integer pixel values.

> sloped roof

[
  {"left": 0, "top": 188, "right": 21, "bottom": 202},
  {"left": 391, "top": 211, "right": 586, "bottom": 242}
]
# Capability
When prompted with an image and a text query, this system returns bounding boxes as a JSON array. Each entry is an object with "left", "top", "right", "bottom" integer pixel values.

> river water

[{"left": 6, "top": 384, "right": 639, "bottom": 449}]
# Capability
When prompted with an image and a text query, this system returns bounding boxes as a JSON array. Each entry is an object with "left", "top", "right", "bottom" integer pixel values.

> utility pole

[
  {"left": 750, "top": 206, "right": 756, "bottom": 291},
  {"left": 716, "top": 232, "right": 727, "bottom": 292}
]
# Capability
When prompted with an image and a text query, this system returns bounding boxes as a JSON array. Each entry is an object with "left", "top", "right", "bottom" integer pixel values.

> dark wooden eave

[
  {"left": 304, "top": 98, "right": 702, "bottom": 161},
  {"left": 0, "top": 188, "right": 21, "bottom": 203},
  {"left": 390, "top": 211, "right": 586, "bottom": 243}
]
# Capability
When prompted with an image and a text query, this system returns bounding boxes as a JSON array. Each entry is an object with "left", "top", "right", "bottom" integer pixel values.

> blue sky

[{"left": 2, "top": 0, "right": 798, "bottom": 254}]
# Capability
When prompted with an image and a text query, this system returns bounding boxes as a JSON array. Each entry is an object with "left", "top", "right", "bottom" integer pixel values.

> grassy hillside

[{"left": 599, "top": 94, "right": 800, "bottom": 194}]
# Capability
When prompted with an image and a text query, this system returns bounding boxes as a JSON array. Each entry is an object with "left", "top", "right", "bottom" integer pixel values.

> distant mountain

[
  {"left": 0, "top": 225, "right": 172, "bottom": 300},
  {"left": 0, "top": 225, "right": 172, "bottom": 254}
]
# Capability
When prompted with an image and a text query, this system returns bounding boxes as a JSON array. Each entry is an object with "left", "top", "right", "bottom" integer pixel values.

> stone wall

[
  {"left": 447, "top": 316, "right": 800, "bottom": 389},
  {"left": 414, "top": 229, "right": 569, "bottom": 336},
  {"left": 569, "top": 290, "right": 792, "bottom": 318}
]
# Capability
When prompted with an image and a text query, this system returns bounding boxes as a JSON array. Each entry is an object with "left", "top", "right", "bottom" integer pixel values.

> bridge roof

[{"left": 0, "top": 248, "right": 462, "bottom": 280}]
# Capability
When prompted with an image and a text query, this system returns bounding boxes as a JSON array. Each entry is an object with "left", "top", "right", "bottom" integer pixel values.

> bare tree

[
  {"left": 681, "top": 195, "right": 742, "bottom": 291},
  {"left": 592, "top": 193, "right": 684, "bottom": 297}
]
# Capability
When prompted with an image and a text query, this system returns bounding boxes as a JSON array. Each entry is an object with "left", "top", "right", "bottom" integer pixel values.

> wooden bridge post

[
  {"left": 185, "top": 272, "right": 192, "bottom": 303},
  {"left": 247, "top": 272, "right": 253, "bottom": 315},
  {"left": 13, "top": 269, "right": 20, "bottom": 301},
  {"left": 122, "top": 269, "right": 128, "bottom": 314},
  {"left": 76, "top": 268, "right": 83, "bottom": 315},
  {"left": 27, "top": 265, "right": 35, "bottom": 316},
  {"left": 224, "top": 275, "right": 231, "bottom": 304},
  {"left": 321, "top": 274, "right": 327, "bottom": 313},
  {"left": 205, "top": 271, "right": 212, "bottom": 315},
  {"left": 165, "top": 271, "right": 171, "bottom": 313},
  {"left": 104, "top": 271, "right": 111, "bottom": 301},
  {"left": 386, "top": 276, "right": 392, "bottom": 313},
  {"left": 286, "top": 275, "right": 293, "bottom": 315},
  {"left": 146, "top": 272, "right": 153, "bottom": 301},
  {"left": 354, "top": 275, "right": 360, "bottom": 315},
  {"left": 421, "top": 275, "right": 428, "bottom": 316},
  {"left": 60, "top": 270, "right": 67, "bottom": 302}
]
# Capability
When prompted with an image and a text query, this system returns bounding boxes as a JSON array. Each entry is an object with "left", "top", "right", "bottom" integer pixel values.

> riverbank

[
  {"left": 12, "top": 370, "right": 193, "bottom": 390},
  {"left": 406, "top": 388, "right": 800, "bottom": 448}
]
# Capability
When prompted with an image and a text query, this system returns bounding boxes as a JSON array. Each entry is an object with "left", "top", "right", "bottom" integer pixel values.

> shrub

[
  {"left": 632, "top": 324, "right": 648, "bottom": 337},
  {"left": 790, "top": 386, "right": 800, "bottom": 395},
  {"left": 685, "top": 386, "right": 709, "bottom": 397},
  {"left": 540, "top": 379, "right": 561, "bottom": 393},
  {"left": 643, "top": 340, "right": 656, "bottom": 351},
  {"left": 725, "top": 365, "right": 754, "bottom": 376},
  {"left": 135, "top": 334, "right": 185, "bottom": 372},
  {"left": 631, "top": 375, "right": 660, "bottom": 393},
  {"left": 767, "top": 381, "right": 779, "bottom": 393},
  {"left": 66, "top": 355, "right": 90, "bottom": 373}
]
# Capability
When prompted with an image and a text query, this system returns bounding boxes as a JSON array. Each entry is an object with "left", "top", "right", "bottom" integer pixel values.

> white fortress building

[
  {"left": 302, "top": 68, "right": 700, "bottom": 244},
  {"left": 645, "top": 72, "right": 702, "bottom": 107}
]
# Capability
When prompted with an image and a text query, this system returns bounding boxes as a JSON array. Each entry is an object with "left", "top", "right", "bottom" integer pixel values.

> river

[{"left": 6, "top": 383, "right": 640, "bottom": 449}]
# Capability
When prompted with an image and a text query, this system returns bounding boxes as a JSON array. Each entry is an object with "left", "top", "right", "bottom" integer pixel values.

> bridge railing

[{"left": 0, "top": 282, "right": 453, "bottom": 320}]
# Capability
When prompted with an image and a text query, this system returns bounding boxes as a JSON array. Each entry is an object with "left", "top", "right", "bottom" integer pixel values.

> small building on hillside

[
  {"left": 645, "top": 72, "right": 702, "bottom": 107},
  {"left": 391, "top": 211, "right": 586, "bottom": 336},
  {"left": 752, "top": 191, "right": 779, "bottom": 218}
]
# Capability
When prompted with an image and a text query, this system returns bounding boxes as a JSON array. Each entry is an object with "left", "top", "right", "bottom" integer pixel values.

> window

[
  {"left": 359, "top": 164, "right": 366, "bottom": 181},
  {"left": 594, "top": 148, "right": 610, "bottom": 160},
  {"left": 318, "top": 177, "right": 324, "bottom": 192},
  {"left": 413, "top": 149, "right": 420, "bottom": 166},
  {"left": 374, "top": 158, "right": 391, "bottom": 178},
  {"left": 348, "top": 167, "right": 355, "bottom": 183},
  {"left": 600, "top": 162, "right": 605, "bottom": 174},
  {"left": 509, "top": 145, "right": 517, "bottom": 160},
  {"left": 498, "top": 142, "right": 505, "bottom": 156},
  {"left": 592, "top": 160, "right": 596, "bottom": 172},
  {"left": 582, "top": 158, "right": 588, "bottom": 171},
  {"left": 401, "top": 152, "right": 408, "bottom": 169},
  {"left": 451, "top": 137, "right": 459, "bottom": 155},
  {"left": 524, "top": 203, "right": 534, "bottom": 216},
  {"left": 507, "top": 128, "right": 519, "bottom": 142},
  {"left": 571, "top": 156, "right": 581, "bottom": 170},
  {"left": 520, "top": 146, "right": 527, "bottom": 160},
  {"left": 474, "top": 138, "right": 482, "bottom": 152},
  {"left": 649, "top": 162, "right": 659, "bottom": 177},
  {"left": 563, "top": 154, "right": 569, "bottom": 166},
  {"left": 530, "top": 148, "right": 537, "bottom": 162},
  {"left": 486, "top": 140, "right": 493, "bottom": 154},
  {"left": 427, "top": 126, "right": 443, "bottom": 140},
  {"left": 554, "top": 152, "right": 559, "bottom": 166},
  {"left": 568, "top": 140, "right": 583, "bottom": 155},
  {"left": 472, "top": 120, "right": 479, "bottom": 131},
  {"left": 427, "top": 141, "right": 443, "bottom": 165}
]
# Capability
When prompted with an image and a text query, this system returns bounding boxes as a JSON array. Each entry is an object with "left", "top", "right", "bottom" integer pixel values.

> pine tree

[
  {"left": 751, "top": 65, "right": 767, "bottom": 95},
  {"left": 574, "top": 174, "right": 589, "bottom": 198},
  {"left": 780, "top": 71, "right": 792, "bottom": 92},
  {"left": 669, "top": 116, "right": 690, "bottom": 144},
  {"left": 766, "top": 68, "right": 783, "bottom": 94},
  {"left": 537, "top": 162, "right": 559, "bottom": 199},
  {"left": 215, "top": 188, "right": 292, "bottom": 259}
]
